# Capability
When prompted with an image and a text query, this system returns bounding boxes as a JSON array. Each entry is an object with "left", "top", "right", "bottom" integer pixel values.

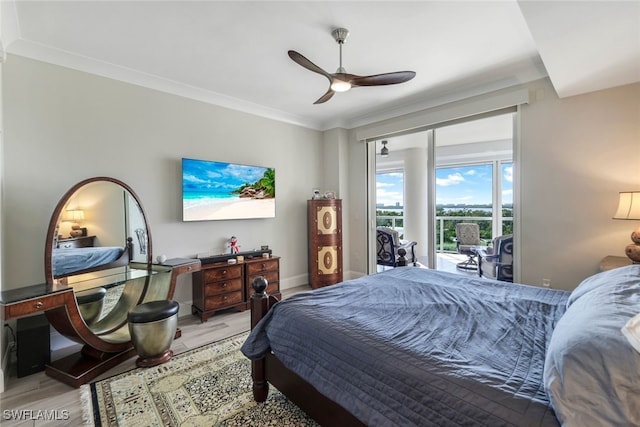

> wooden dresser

[
  {"left": 192, "top": 255, "right": 280, "bottom": 322},
  {"left": 307, "top": 199, "right": 343, "bottom": 289}
]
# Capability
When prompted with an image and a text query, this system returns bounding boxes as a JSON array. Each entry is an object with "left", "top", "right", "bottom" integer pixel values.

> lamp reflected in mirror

[
  {"left": 613, "top": 191, "right": 640, "bottom": 263},
  {"left": 62, "top": 209, "right": 86, "bottom": 237}
]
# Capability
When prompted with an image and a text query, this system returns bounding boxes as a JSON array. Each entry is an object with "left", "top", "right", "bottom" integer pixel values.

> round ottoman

[
  {"left": 76, "top": 287, "right": 107, "bottom": 326},
  {"left": 128, "top": 300, "right": 179, "bottom": 368}
]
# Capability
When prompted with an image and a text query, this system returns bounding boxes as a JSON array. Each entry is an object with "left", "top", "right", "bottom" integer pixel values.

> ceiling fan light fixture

[
  {"left": 380, "top": 140, "right": 389, "bottom": 157},
  {"left": 331, "top": 79, "right": 351, "bottom": 92},
  {"left": 288, "top": 27, "right": 416, "bottom": 104}
]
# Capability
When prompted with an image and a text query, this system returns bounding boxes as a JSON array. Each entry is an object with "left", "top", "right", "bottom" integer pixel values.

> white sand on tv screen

[{"left": 183, "top": 198, "right": 275, "bottom": 221}]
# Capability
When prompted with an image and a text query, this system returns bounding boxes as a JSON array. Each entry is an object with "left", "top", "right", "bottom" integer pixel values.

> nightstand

[
  {"left": 599, "top": 255, "right": 633, "bottom": 272},
  {"left": 57, "top": 235, "right": 96, "bottom": 249}
]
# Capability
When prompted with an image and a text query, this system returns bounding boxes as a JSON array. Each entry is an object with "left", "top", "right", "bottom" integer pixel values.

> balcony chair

[
  {"left": 376, "top": 227, "right": 417, "bottom": 268},
  {"left": 477, "top": 234, "right": 514, "bottom": 282},
  {"left": 454, "top": 223, "right": 485, "bottom": 271}
]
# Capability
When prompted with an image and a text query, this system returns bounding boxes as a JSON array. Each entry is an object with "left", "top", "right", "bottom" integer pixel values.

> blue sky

[
  {"left": 183, "top": 158, "right": 267, "bottom": 196},
  {"left": 377, "top": 163, "right": 513, "bottom": 207}
]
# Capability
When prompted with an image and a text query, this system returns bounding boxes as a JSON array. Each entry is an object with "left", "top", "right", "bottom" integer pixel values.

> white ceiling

[{"left": 2, "top": 1, "right": 639, "bottom": 131}]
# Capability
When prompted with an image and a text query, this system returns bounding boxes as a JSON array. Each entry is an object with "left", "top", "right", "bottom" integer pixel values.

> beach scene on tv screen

[{"left": 182, "top": 158, "right": 275, "bottom": 221}]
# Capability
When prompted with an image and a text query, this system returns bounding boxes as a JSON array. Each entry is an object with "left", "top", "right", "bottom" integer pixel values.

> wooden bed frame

[{"left": 249, "top": 279, "right": 366, "bottom": 426}]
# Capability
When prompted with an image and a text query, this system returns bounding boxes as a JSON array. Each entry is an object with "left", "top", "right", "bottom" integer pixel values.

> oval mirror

[{"left": 44, "top": 177, "right": 153, "bottom": 326}]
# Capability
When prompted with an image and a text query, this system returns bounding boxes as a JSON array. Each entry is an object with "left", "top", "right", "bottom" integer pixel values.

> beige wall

[
  {"left": 519, "top": 79, "right": 639, "bottom": 289},
  {"left": 2, "top": 55, "right": 324, "bottom": 308}
]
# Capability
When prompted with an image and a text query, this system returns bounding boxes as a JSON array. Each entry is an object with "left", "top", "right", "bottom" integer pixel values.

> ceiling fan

[{"left": 288, "top": 28, "right": 416, "bottom": 104}]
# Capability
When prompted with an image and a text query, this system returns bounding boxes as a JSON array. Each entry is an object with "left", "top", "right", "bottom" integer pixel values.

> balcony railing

[{"left": 376, "top": 214, "right": 513, "bottom": 253}]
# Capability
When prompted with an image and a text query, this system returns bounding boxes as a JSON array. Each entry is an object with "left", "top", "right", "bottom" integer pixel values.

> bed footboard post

[{"left": 250, "top": 276, "right": 272, "bottom": 402}]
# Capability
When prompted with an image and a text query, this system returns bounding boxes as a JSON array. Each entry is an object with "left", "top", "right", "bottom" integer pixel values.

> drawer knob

[
  {"left": 35, "top": 301, "right": 44, "bottom": 309},
  {"left": 222, "top": 270, "right": 227, "bottom": 275},
  {"left": 223, "top": 296, "right": 227, "bottom": 301},
  {"left": 222, "top": 282, "right": 227, "bottom": 288},
  {"left": 261, "top": 263, "right": 267, "bottom": 270}
]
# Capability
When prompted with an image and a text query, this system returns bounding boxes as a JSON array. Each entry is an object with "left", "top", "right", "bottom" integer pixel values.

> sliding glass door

[
  {"left": 433, "top": 113, "right": 514, "bottom": 274},
  {"left": 370, "top": 111, "right": 516, "bottom": 276}
]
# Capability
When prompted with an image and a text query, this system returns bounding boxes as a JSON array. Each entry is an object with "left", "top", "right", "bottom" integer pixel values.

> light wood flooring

[{"left": 0, "top": 285, "right": 310, "bottom": 427}]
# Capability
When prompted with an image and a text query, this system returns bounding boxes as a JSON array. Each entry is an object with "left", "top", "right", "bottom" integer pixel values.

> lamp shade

[
  {"left": 62, "top": 209, "right": 85, "bottom": 222},
  {"left": 613, "top": 191, "right": 640, "bottom": 220}
]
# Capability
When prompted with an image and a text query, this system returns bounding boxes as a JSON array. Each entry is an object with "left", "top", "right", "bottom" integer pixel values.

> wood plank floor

[{"left": 0, "top": 285, "right": 310, "bottom": 427}]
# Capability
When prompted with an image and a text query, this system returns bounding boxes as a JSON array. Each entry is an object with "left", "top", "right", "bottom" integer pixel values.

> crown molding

[{"left": 6, "top": 38, "right": 326, "bottom": 131}]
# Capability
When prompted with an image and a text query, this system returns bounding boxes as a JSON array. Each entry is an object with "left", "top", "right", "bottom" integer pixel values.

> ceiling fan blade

[
  {"left": 351, "top": 71, "right": 416, "bottom": 87},
  {"left": 288, "top": 50, "right": 332, "bottom": 83},
  {"left": 313, "top": 88, "right": 335, "bottom": 104}
]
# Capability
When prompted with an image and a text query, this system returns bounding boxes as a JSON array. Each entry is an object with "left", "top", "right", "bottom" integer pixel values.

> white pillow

[{"left": 622, "top": 312, "right": 640, "bottom": 354}]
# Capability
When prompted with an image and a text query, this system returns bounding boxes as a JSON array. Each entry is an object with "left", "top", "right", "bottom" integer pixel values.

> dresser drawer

[
  {"left": 204, "top": 278, "right": 243, "bottom": 296},
  {"left": 248, "top": 270, "right": 279, "bottom": 285},
  {"left": 249, "top": 282, "right": 279, "bottom": 295},
  {"left": 246, "top": 259, "right": 278, "bottom": 275},
  {"left": 202, "top": 265, "right": 242, "bottom": 282},
  {"left": 204, "top": 291, "right": 243, "bottom": 310},
  {"left": 4, "top": 292, "right": 68, "bottom": 319}
]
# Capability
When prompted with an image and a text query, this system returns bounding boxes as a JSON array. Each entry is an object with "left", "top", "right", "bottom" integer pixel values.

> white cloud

[
  {"left": 377, "top": 182, "right": 395, "bottom": 188},
  {"left": 376, "top": 189, "right": 403, "bottom": 206},
  {"left": 436, "top": 173, "right": 465, "bottom": 187},
  {"left": 465, "top": 170, "right": 476, "bottom": 176}
]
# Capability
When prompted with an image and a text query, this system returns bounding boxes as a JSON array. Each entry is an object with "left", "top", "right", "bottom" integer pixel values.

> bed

[
  {"left": 52, "top": 238, "right": 134, "bottom": 278},
  {"left": 241, "top": 265, "right": 640, "bottom": 426}
]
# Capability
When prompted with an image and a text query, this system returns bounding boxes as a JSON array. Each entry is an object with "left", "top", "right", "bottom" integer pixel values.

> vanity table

[
  {"left": 1, "top": 176, "right": 201, "bottom": 388},
  {"left": 1, "top": 258, "right": 200, "bottom": 387}
]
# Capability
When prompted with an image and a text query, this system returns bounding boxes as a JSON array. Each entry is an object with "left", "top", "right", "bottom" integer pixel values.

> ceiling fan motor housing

[{"left": 331, "top": 28, "right": 349, "bottom": 44}]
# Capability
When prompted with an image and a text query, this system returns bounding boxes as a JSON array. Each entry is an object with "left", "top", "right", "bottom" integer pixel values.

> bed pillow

[
  {"left": 566, "top": 264, "right": 640, "bottom": 307},
  {"left": 544, "top": 266, "right": 640, "bottom": 426}
]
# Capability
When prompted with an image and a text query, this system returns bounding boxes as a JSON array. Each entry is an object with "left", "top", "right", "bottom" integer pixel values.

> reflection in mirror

[{"left": 45, "top": 177, "right": 153, "bottom": 329}]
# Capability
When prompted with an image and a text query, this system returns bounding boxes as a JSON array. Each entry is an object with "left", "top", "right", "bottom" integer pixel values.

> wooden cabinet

[
  {"left": 307, "top": 199, "right": 343, "bottom": 289},
  {"left": 192, "top": 256, "right": 280, "bottom": 322}
]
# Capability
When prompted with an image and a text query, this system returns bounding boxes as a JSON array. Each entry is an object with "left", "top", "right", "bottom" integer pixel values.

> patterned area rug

[{"left": 81, "top": 332, "right": 318, "bottom": 426}]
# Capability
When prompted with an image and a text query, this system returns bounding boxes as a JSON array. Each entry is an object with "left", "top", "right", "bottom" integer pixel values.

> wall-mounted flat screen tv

[{"left": 182, "top": 158, "right": 275, "bottom": 221}]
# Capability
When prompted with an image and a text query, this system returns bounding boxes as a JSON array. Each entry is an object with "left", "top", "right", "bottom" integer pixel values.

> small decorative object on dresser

[
  {"left": 227, "top": 236, "right": 240, "bottom": 254},
  {"left": 307, "top": 198, "right": 343, "bottom": 289}
]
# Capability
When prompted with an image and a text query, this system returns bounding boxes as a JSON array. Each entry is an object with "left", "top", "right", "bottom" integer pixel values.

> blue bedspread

[
  {"left": 242, "top": 267, "right": 569, "bottom": 426},
  {"left": 53, "top": 246, "right": 124, "bottom": 277}
]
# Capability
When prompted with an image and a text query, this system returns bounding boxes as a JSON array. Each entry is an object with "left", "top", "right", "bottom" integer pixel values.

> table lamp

[
  {"left": 62, "top": 209, "right": 85, "bottom": 237},
  {"left": 613, "top": 191, "right": 640, "bottom": 263}
]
